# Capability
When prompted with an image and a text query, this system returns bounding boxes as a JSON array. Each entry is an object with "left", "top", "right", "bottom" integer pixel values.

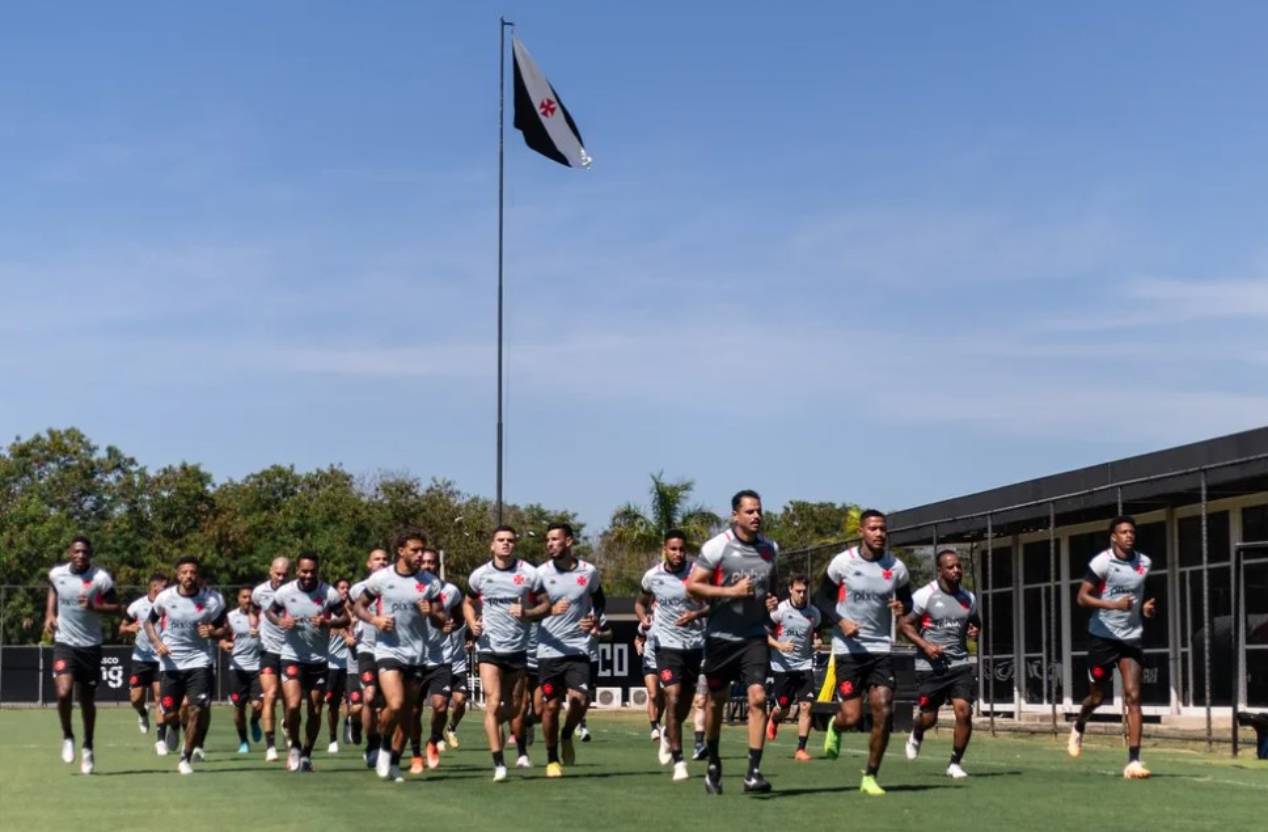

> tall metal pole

[
  {"left": 987, "top": 514, "right": 995, "bottom": 737},
  {"left": 1049, "top": 502, "right": 1058, "bottom": 735},
  {"left": 1200, "top": 471, "right": 1212, "bottom": 750},
  {"left": 496, "top": 17, "right": 514, "bottom": 524}
]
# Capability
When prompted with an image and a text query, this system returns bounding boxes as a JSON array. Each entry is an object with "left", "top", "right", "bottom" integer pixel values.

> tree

[{"left": 600, "top": 472, "right": 721, "bottom": 594}]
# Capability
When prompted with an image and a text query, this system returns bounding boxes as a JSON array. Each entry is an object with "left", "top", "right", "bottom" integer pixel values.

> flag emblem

[
  {"left": 512, "top": 36, "right": 591, "bottom": 169},
  {"left": 538, "top": 98, "right": 557, "bottom": 118}
]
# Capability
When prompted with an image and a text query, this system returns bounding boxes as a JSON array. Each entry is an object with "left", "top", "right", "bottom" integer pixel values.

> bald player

[{"left": 251, "top": 556, "right": 291, "bottom": 761}]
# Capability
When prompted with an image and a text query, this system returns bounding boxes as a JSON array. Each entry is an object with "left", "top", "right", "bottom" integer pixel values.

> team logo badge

[
  {"left": 53, "top": 659, "right": 67, "bottom": 672},
  {"left": 129, "top": 674, "right": 140, "bottom": 686},
  {"left": 839, "top": 680, "right": 854, "bottom": 696},
  {"left": 161, "top": 695, "right": 176, "bottom": 709},
  {"left": 542, "top": 682, "right": 555, "bottom": 697},
  {"left": 882, "top": 569, "right": 893, "bottom": 580},
  {"left": 577, "top": 575, "right": 588, "bottom": 587},
  {"left": 361, "top": 671, "right": 374, "bottom": 683},
  {"left": 194, "top": 602, "right": 205, "bottom": 612},
  {"left": 659, "top": 668, "right": 673, "bottom": 683},
  {"left": 778, "top": 695, "right": 790, "bottom": 706},
  {"left": 286, "top": 664, "right": 299, "bottom": 677},
  {"left": 1136, "top": 564, "right": 1147, "bottom": 575},
  {"left": 918, "top": 694, "right": 929, "bottom": 707},
  {"left": 349, "top": 691, "right": 362, "bottom": 703},
  {"left": 416, "top": 581, "right": 427, "bottom": 592},
  {"left": 513, "top": 574, "right": 525, "bottom": 585},
  {"left": 230, "top": 692, "right": 240, "bottom": 703},
  {"left": 1091, "top": 665, "right": 1106, "bottom": 680}
]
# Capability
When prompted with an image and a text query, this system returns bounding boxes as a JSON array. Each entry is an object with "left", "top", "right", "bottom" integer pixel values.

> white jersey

[{"left": 48, "top": 563, "right": 114, "bottom": 648}]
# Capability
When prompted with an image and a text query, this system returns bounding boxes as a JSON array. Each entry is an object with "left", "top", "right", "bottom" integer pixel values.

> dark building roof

[{"left": 887, "top": 425, "right": 1268, "bottom": 546}]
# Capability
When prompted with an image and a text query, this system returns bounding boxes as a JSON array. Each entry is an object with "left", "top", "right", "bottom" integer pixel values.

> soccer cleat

[
  {"left": 60, "top": 738, "right": 75, "bottom": 764},
  {"left": 155, "top": 740, "right": 169, "bottom": 756},
  {"left": 578, "top": 725, "right": 591, "bottom": 742},
  {"left": 794, "top": 749, "right": 813, "bottom": 762},
  {"left": 692, "top": 742, "right": 708, "bottom": 761},
  {"left": 823, "top": 727, "right": 841, "bottom": 760},
  {"left": 1123, "top": 760, "right": 1151, "bottom": 780},
  {"left": 766, "top": 719, "right": 778, "bottom": 741},
  {"left": 265, "top": 746, "right": 279, "bottom": 763},
  {"left": 375, "top": 749, "right": 392, "bottom": 780},
  {"left": 365, "top": 747, "right": 378, "bottom": 769},
  {"left": 704, "top": 763, "right": 723, "bottom": 795},
  {"left": 436, "top": 740, "right": 447, "bottom": 752},
  {"left": 426, "top": 742, "right": 441, "bottom": 770},
  {"left": 299, "top": 756, "right": 314, "bottom": 773},
  {"left": 80, "top": 749, "right": 94, "bottom": 775},
  {"left": 946, "top": 762, "right": 969, "bottom": 779},
  {"left": 409, "top": 755, "right": 424, "bottom": 775},
  {"left": 743, "top": 772, "right": 772, "bottom": 793},
  {"left": 562, "top": 736, "right": 576, "bottom": 766},
  {"left": 492, "top": 764, "right": 508, "bottom": 782},
  {"left": 444, "top": 728, "right": 460, "bottom": 749},
  {"left": 905, "top": 732, "right": 922, "bottom": 760},
  {"left": 657, "top": 734, "right": 672, "bottom": 766},
  {"left": 287, "top": 747, "right": 301, "bottom": 772},
  {"left": 673, "top": 760, "right": 690, "bottom": 781},
  {"left": 515, "top": 754, "right": 532, "bottom": 769},
  {"left": 237, "top": 741, "right": 250, "bottom": 754},
  {"left": 859, "top": 774, "right": 886, "bottom": 796},
  {"left": 191, "top": 747, "right": 205, "bottom": 763},
  {"left": 178, "top": 759, "right": 194, "bottom": 775},
  {"left": 138, "top": 713, "right": 150, "bottom": 734},
  {"left": 650, "top": 726, "right": 662, "bottom": 742},
  {"left": 545, "top": 761, "right": 564, "bottom": 778},
  {"left": 389, "top": 765, "right": 404, "bottom": 783},
  {"left": 327, "top": 741, "right": 339, "bottom": 755},
  {"left": 251, "top": 721, "right": 263, "bottom": 744},
  {"left": 1067, "top": 725, "right": 1083, "bottom": 758}
]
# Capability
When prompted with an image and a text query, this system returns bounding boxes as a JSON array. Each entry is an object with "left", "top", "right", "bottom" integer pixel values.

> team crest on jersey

[
  {"left": 81, "top": 578, "right": 93, "bottom": 587},
  {"left": 194, "top": 601, "right": 205, "bottom": 612},
  {"left": 577, "top": 575, "right": 588, "bottom": 587},
  {"left": 1135, "top": 564, "right": 1147, "bottom": 575},
  {"left": 415, "top": 581, "right": 427, "bottom": 592},
  {"left": 513, "top": 574, "right": 525, "bottom": 585},
  {"left": 882, "top": 568, "right": 893, "bottom": 580}
]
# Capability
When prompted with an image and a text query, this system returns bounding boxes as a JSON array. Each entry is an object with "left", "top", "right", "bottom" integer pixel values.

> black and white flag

[{"left": 512, "top": 36, "right": 591, "bottom": 169}]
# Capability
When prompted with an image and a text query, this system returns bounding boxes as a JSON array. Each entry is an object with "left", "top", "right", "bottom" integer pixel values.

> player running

[
  {"left": 350, "top": 548, "right": 390, "bottom": 767},
  {"left": 221, "top": 586, "right": 264, "bottom": 753},
  {"left": 412, "top": 547, "right": 463, "bottom": 772},
  {"left": 766, "top": 573, "right": 821, "bottom": 762},
  {"left": 635, "top": 617, "right": 665, "bottom": 743},
  {"left": 121, "top": 572, "right": 168, "bottom": 746},
  {"left": 441, "top": 581, "right": 472, "bottom": 751},
  {"left": 324, "top": 577, "right": 354, "bottom": 754},
  {"left": 354, "top": 530, "right": 446, "bottom": 782},
  {"left": 145, "top": 556, "right": 228, "bottom": 775},
  {"left": 266, "top": 552, "right": 349, "bottom": 772},
  {"left": 45, "top": 535, "right": 121, "bottom": 774},
  {"left": 687, "top": 489, "right": 780, "bottom": 795},
  {"left": 815, "top": 509, "right": 911, "bottom": 797},
  {"left": 464, "top": 525, "right": 545, "bottom": 782},
  {"left": 1068, "top": 515, "right": 1156, "bottom": 779},
  {"left": 638, "top": 529, "right": 708, "bottom": 781},
  {"left": 898, "top": 550, "right": 981, "bottom": 778},
  {"left": 534, "top": 523, "right": 606, "bottom": 779},
  {"left": 251, "top": 556, "right": 291, "bottom": 761}
]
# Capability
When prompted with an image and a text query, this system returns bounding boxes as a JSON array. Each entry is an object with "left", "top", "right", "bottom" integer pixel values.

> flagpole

[{"left": 497, "top": 16, "right": 513, "bottom": 525}]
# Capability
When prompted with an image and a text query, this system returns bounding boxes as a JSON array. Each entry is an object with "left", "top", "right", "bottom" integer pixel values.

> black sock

[
  {"left": 651, "top": 720, "right": 659, "bottom": 732},
  {"left": 179, "top": 749, "right": 190, "bottom": 763},
  {"left": 951, "top": 745, "right": 966, "bottom": 765},
  {"left": 301, "top": 743, "right": 313, "bottom": 757},
  {"left": 547, "top": 745, "right": 559, "bottom": 764},
  {"left": 390, "top": 749, "right": 402, "bottom": 765},
  {"left": 797, "top": 735, "right": 808, "bottom": 750},
  {"left": 430, "top": 732, "right": 443, "bottom": 746},
  {"left": 380, "top": 735, "right": 392, "bottom": 753},
  {"left": 672, "top": 748, "right": 684, "bottom": 763},
  {"left": 1074, "top": 717, "right": 1087, "bottom": 733},
  {"left": 515, "top": 735, "right": 528, "bottom": 757},
  {"left": 411, "top": 739, "right": 421, "bottom": 757},
  {"left": 865, "top": 763, "right": 879, "bottom": 777},
  {"left": 694, "top": 730, "right": 705, "bottom": 745},
  {"left": 367, "top": 731, "right": 379, "bottom": 750},
  {"left": 747, "top": 747, "right": 763, "bottom": 776},
  {"left": 1128, "top": 745, "right": 1140, "bottom": 763},
  {"left": 707, "top": 739, "right": 721, "bottom": 765},
  {"left": 913, "top": 723, "right": 926, "bottom": 741},
  {"left": 250, "top": 715, "right": 260, "bottom": 727},
  {"left": 63, "top": 730, "right": 74, "bottom": 742},
  {"left": 237, "top": 724, "right": 248, "bottom": 742},
  {"left": 82, "top": 738, "right": 93, "bottom": 751},
  {"left": 492, "top": 750, "right": 505, "bottom": 767},
  {"left": 562, "top": 725, "right": 575, "bottom": 741},
  {"left": 266, "top": 731, "right": 276, "bottom": 749}
]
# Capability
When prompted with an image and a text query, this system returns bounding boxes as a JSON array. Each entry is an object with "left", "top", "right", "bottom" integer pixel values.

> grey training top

[
  {"left": 770, "top": 599, "right": 821, "bottom": 673},
  {"left": 641, "top": 560, "right": 706, "bottom": 651},
  {"left": 126, "top": 595, "right": 159, "bottom": 662},
  {"left": 825, "top": 547, "right": 910, "bottom": 655},
  {"left": 49, "top": 563, "right": 114, "bottom": 648},
  {"left": 251, "top": 580, "right": 286, "bottom": 656},
  {"left": 227, "top": 608, "right": 261, "bottom": 672},
  {"left": 910, "top": 581, "right": 979, "bottom": 672},
  {"left": 151, "top": 586, "right": 226, "bottom": 671},
  {"left": 270, "top": 579, "right": 344, "bottom": 664},
  {"left": 536, "top": 559, "right": 603, "bottom": 660},
  {"left": 467, "top": 559, "right": 543, "bottom": 655},
  {"left": 1085, "top": 549, "right": 1152, "bottom": 644},
  {"left": 362, "top": 566, "right": 443, "bottom": 665},
  {"left": 696, "top": 529, "right": 779, "bottom": 642}
]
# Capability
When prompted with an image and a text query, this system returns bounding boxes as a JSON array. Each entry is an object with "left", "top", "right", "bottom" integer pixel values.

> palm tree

[{"left": 606, "top": 472, "right": 721, "bottom": 554}]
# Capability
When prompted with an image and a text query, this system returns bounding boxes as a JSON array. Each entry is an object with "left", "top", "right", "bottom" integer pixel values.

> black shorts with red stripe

[
  {"left": 832, "top": 653, "right": 895, "bottom": 700},
  {"left": 228, "top": 667, "right": 263, "bottom": 706},
  {"left": 129, "top": 659, "right": 159, "bottom": 689},
  {"left": 1087, "top": 635, "right": 1144, "bottom": 682},
  {"left": 915, "top": 665, "right": 975, "bottom": 711},
  {"left": 770, "top": 670, "right": 815, "bottom": 708},
  {"left": 280, "top": 660, "right": 327, "bottom": 692},
  {"left": 656, "top": 647, "right": 703, "bottom": 691}
]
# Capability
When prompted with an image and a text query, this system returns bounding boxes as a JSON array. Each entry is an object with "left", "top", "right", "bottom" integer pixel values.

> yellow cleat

[
  {"left": 859, "top": 774, "right": 886, "bottom": 796},
  {"left": 546, "top": 761, "right": 564, "bottom": 778}
]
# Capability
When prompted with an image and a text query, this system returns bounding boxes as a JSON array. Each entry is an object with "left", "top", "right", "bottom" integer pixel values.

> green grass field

[{"left": 2, "top": 707, "right": 1264, "bottom": 830}]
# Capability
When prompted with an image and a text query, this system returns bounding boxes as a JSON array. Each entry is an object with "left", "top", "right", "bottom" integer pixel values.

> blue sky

[{"left": 4, "top": 2, "right": 1268, "bottom": 532}]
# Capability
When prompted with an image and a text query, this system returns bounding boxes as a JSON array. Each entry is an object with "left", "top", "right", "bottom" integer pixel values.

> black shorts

[
  {"left": 159, "top": 667, "right": 214, "bottom": 711},
  {"left": 833, "top": 653, "right": 896, "bottom": 699},
  {"left": 703, "top": 637, "right": 768, "bottom": 692},
  {"left": 420, "top": 665, "right": 454, "bottom": 700},
  {"left": 916, "top": 665, "right": 976, "bottom": 711},
  {"left": 478, "top": 651, "right": 528, "bottom": 674},
  {"left": 449, "top": 665, "right": 470, "bottom": 695},
  {"left": 281, "top": 660, "right": 328, "bottom": 692},
  {"left": 657, "top": 647, "right": 704, "bottom": 692},
  {"left": 228, "top": 668, "right": 263, "bottom": 706},
  {"left": 129, "top": 659, "right": 159, "bottom": 689},
  {"left": 324, "top": 668, "right": 348, "bottom": 704},
  {"left": 375, "top": 657, "right": 429, "bottom": 683},
  {"left": 52, "top": 644, "right": 101, "bottom": 687},
  {"left": 259, "top": 651, "right": 282, "bottom": 677},
  {"left": 771, "top": 670, "right": 816, "bottom": 707},
  {"left": 1087, "top": 635, "right": 1144, "bottom": 682},
  {"left": 538, "top": 656, "right": 591, "bottom": 699},
  {"left": 356, "top": 653, "right": 378, "bottom": 688}
]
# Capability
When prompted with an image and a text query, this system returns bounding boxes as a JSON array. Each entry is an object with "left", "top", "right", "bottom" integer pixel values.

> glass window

[
  {"left": 981, "top": 656, "right": 1014, "bottom": 706},
  {"left": 1022, "top": 654, "right": 1060, "bottom": 704},
  {"left": 1136, "top": 521, "right": 1167, "bottom": 570},
  {"left": 1183, "top": 566, "right": 1234, "bottom": 706},
  {"left": 1023, "top": 586, "right": 1061, "bottom": 654},
  {"left": 1142, "top": 573, "right": 1169, "bottom": 651},
  {"left": 1023, "top": 540, "right": 1055, "bottom": 584},
  {"left": 1140, "top": 651, "right": 1170, "bottom": 706},
  {"left": 1246, "top": 650, "right": 1268, "bottom": 708},
  {"left": 1247, "top": 561, "right": 1268, "bottom": 646},
  {"left": 984, "top": 589, "right": 1014, "bottom": 657},
  {"left": 1179, "top": 510, "right": 1230, "bottom": 567},
  {"left": 1241, "top": 504, "right": 1268, "bottom": 544},
  {"left": 1067, "top": 531, "right": 1101, "bottom": 583},
  {"left": 986, "top": 546, "right": 1012, "bottom": 591},
  {"left": 1069, "top": 583, "right": 1092, "bottom": 652}
]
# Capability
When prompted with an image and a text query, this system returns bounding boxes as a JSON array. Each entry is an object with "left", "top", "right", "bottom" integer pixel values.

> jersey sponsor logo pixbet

[{"left": 844, "top": 590, "right": 892, "bottom": 603}]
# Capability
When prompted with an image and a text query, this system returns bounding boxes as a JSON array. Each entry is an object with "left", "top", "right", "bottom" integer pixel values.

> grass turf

[{"left": 2, "top": 707, "right": 1265, "bottom": 830}]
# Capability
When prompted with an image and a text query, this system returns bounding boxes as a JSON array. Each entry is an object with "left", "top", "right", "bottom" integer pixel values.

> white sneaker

[
  {"left": 658, "top": 734, "right": 672, "bottom": 766},
  {"left": 138, "top": 714, "right": 150, "bottom": 735},
  {"left": 80, "top": 749, "right": 94, "bottom": 775},
  {"left": 191, "top": 747, "right": 205, "bottom": 763},
  {"left": 1067, "top": 725, "right": 1083, "bottom": 758},
  {"left": 287, "top": 747, "right": 301, "bottom": 772},
  {"left": 436, "top": 740, "right": 447, "bottom": 752},
  {"left": 155, "top": 740, "right": 168, "bottom": 756},
  {"left": 178, "top": 759, "right": 194, "bottom": 775},
  {"left": 576, "top": 725, "right": 591, "bottom": 741},
  {"left": 650, "top": 726, "right": 661, "bottom": 742},
  {"left": 60, "top": 739, "right": 75, "bottom": 764},
  {"left": 515, "top": 755, "right": 532, "bottom": 769},
  {"left": 375, "top": 749, "right": 392, "bottom": 780},
  {"left": 1123, "top": 760, "right": 1151, "bottom": 780},
  {"left": 946, "top": 762, "right": 969, "bottom": 779},
  {"left": 265, "top": 746, "right": 279, "bottom": 763},
  {"left": 905, "top": 732, "right": 921, "bottom": 760},
  {"left": 390, "top": 765, "right": 404, "bottom": 783},
  {"left": 492, "top": 764, "right": 508, "bottom": 782},
  {"left": 673, "top": 760, "right": 690, "bottom": 781},
  {"left": 327, "top": 741, "right": 339, "bottom": 754}
]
